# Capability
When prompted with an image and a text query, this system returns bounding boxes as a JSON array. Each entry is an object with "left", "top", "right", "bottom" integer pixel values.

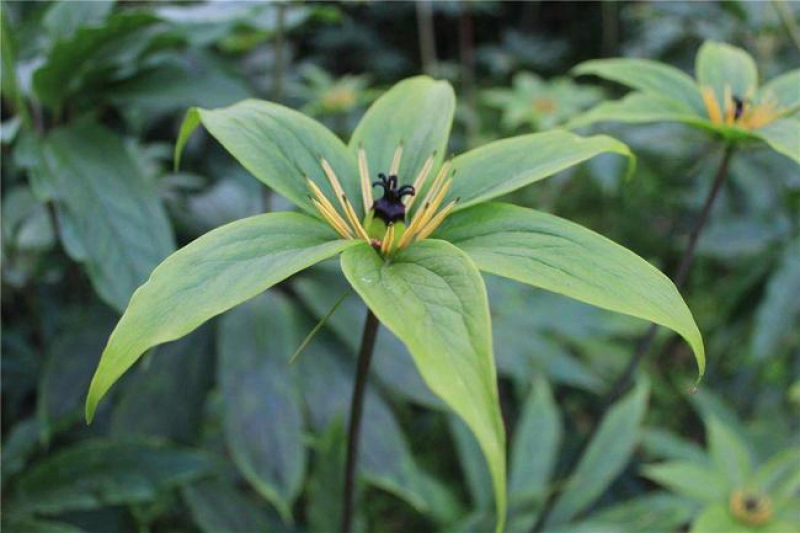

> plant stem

[
  {"left": 271, "top": 2, "right": 287, "bottom": 102},
  {"left": 459, "top": 2, "right": 479, "bottom": 147},
  {"left": 532, "top": 144, "right": 735, "bottom": 532},
  {"left": 340, "top": 309, "right": 380, "bottom": 533},
  {"left": 416, "top": 0, "right": 438, "bottom": 75}
]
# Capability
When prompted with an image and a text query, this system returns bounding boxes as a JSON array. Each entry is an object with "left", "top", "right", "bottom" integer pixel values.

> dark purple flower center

[{"left": 372, "top": 173, "right": 415, "bottom": 224}]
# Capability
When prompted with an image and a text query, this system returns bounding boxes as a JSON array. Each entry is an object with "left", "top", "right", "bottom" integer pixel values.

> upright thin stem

[
  {"left": 340, "top": 309, "right": 380, "bottom": 533},
  {"left": 459, "top": 3, "right": 478, "bottom": 147},
  {"left": 532, "top": 144, "right": 735, "bottom": 532},
  {"left": 271, "top": 2, "right": 287, "bottom": 102},
  {"left": 416, "top": 0, "right": 438, "bottom": 75}
]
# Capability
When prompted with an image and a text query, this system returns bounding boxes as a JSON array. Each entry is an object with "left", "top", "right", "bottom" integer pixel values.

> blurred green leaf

[
  {"left": 752, "top": 448, "right": 800, "bottom": 501},
  {"left": 219, "top": 292, "right": 307, "bottom": 522},
  {"left": 307, "top": 419, "right": 347, "bottom": 533},
  {"left": 341, "top": 240, "right": 507, "bottom": 533},
  {"left": 42, "top": 0, "right": 115, "bottom": 41},
  {"left": 11, "top": 440, "right": 212, "bottom": 515},
  {"left": 567, "top": 92, "right": 709, "bottom": 130},
  {"left": 641, "top": 427, "right": 709, "bottom": 464},
  {"left": 182, "top": 477, "right": 284, "bottom": 533},
  {"left": 437, "top": 203, "right": 705, "bottom": 378},
  {"left": 695, "top": 41, "right": 758, "bottom": 109},
  {"left": 570, "top": 493, "right": 698, "bottom": 533},
  {"left": 509, "top": 377, "right": 562, "bottom": 502},
  {"left": 642, "top": 461, "right": 729, "bottom": 503},
  {"left": 545, "top": 379, "right": 650, "bottom": 526},
  {"left": 449, "top": 414, "right": 493, "bottom": 510},
  {"left": 1, "top": 418, "right": 41, "bottom": 484},
  {"left": 448, "top": 131, "right": 633, "bottom": 210},
  {"left": 85, "top": 212, "right": 356, "bottom": 422},
  {"left": 111, "top": 329, "right": 214, "bottom": 443},
  {"left": 758, "top": 69, "right": 800, "bottom": 110},
  {"left": 2, "top": 517, "right": 89, "bottom": 533},
  {"left": 40, "top": 122, "right": 175, "bottom": 311},
  {"left": 754, "top": 119, "right": 800, "bottom": 165},
  {"left": 707, "top": 417, "right": 753, "bottom": 489}
]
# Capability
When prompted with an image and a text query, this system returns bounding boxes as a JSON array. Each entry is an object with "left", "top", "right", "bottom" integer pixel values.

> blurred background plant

[{"left": 1, "top": 2, "right": 798, "bottom": 533}]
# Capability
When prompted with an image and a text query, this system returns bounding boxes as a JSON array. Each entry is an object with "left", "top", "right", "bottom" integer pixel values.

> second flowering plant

[{"left": 85, "top": 77, "right": 704, "bottom": 531}]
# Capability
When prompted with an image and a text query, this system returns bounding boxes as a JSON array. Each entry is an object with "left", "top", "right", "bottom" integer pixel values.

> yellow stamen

[
  {"left": 358, "top": 147, "right": 373, "bottom": 214},
  {"left": 380, "top": 224, "right": 395, "bottom": 255},
  {"left": 416, "top": 160, "right": 452, "bottom": 212},
  {"left": 390, "top": 143, "right": 403, "bottom": 175},
  {"left": 341, "top": 195, "right": 370, "bottom": 242},
  {"left": 404, "top": 154, "right": 435, "bottom": 209},
  {"left": 312, "top": 199, "right": 353, "bottom": 238},
  {"left": 397, "top": 202, "right": 430, "bottom": 248},
  {"left": 701, "top": 86, "right": 723, "bottom": 125},
  {"left": 415, "top": 200, "right": 458, "bottom": 242},
  {"left": 308, "top": 178, "right": 352, "bottom": 233},
  {"left": 723, "top": 85, "right": 735, "bottom": 125}
]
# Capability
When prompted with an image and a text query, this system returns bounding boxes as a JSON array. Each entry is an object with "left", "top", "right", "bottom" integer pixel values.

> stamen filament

[
  {"left": 341, "top": 195, "right": 371, "bottom": 241},
  {"left": 404, "top": 153, "right": 435, "bottom": 209},
  {"left": 380, "top": 224, "right": 395, "bottom": 255},
  {"left": 723, "top": 85, "right": 735, "bottom": 125},
  {"left": 415, "top": 200, "right": 458, "bottom": 241},
  {"left": 358, "top": 147, "right": 373, "bottom": 214},
  {"left": 701, "top": 86, "right": 722, "bottom": 125},
  {"left": 312, "top": 199, "right": 353, "bottom": 238},
  {"left": 308, "top": 178, "right": 353, "bottom": 234},
  {"left": 390, "top": 143, "right": 403, "bottom": 175},
  {"left": 397, "top": 202, "right": 430, "bottom": 248},
  {"left": 418, "top": 159, "right": 452, "bottom": 210}
]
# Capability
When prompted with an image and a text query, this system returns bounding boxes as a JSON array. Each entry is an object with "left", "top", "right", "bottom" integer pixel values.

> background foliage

[{"left": 2, "top": 2, "right": 798, "bottom": 533}]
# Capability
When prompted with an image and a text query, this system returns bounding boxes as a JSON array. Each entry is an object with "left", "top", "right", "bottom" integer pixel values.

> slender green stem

[
  {"left": 416, "top": 0, "right": 438, "bottom": 75},
  {"left": 772, "top": 0, "right": 800, "bottom": 54},
  {"left": 532, "top": 144, "right": 735, "bottom": 532},
  {"left": 271, "top": 2, "right": 287, "bottom": 102},
  {"left": 340, "top": 309, "right": 380, "bottom": 533}
]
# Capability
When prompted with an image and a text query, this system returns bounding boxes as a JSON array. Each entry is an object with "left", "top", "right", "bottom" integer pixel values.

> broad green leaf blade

[
  {"left": 219, "top": 293, "right": 306, "bottom": 521},
  {"left": 751, "top": 237, "right": 800, "bottom": 359},
  {"left": 544, "top": 380, "right": 650, "bottom": 527},
  {"left": 341, "top": 240, "right": 506, "bottom": 533},
  {"left": 41, "top": 122, "right": 175, "bottom": 312},
  {"left": 573, "top": 58, "right": 705, "bottom": 114},
  {"left": 695, "top": 41, "right": 758, "bottom": 111},
  {"left": 754, "top": 118, "right": 800, "bottom": 165},
  {"left": 11, "top": 439, "right": 212, "bottom": 515},
  {"left": 183, "top": 477, "right": 284, "bottom": 533},
  {"left": 642, "top": 461, "right": 729, "bottom": 502},
  {"left": 307, "top": 420, "right": 347, "bottom": 533},
  {"left": 575, "top": 493, "right": 698, "bottom": 533},
  {"left": 437, "top": 203, "right": 705, "bottom": 378},
  {"left": 448, "top": 130, "right": 634, "bottom": 211},
  {"left": 509, "top": 377, "right": 562, "bottom": 501},
  {"left": 567, "top": 92, "right": 712, "bottom": 131},
  {"left": 706, "top": 417, "right": 753, "bottom": 489},
  {"left": 175, "top": 100, "right": 359, "bottom": 216},
  {"left": 449, "top": 415, "right": 493, "bottom": 510},
  {"left": 758, "top": 69, "right": 800, "bottom": 110},
  {"left": 349, "top": 76, "right": 455, "bottom": 193},
  {"left": 85, "top": 212, "right": 358, "bottom": 422}
]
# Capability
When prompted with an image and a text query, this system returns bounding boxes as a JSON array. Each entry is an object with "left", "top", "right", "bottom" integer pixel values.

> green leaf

[
  {"left": 340, "top": 240, "right": 506, "bottom": 533},
  {"left": 754, "top": 118, "right": 800, "bottom": 165},
  {"left": 573, "top": 58, "right": 705, "bottom": 113},
  {"left": 448, "top": 130, "right": 634, "bottom": 211},
  {"left": 751, "top": 237, "right": 800, "bottom": 359},
  {"left": 752, "top": 448, "right": 800, "bottom": 501},
  {"left": 349, "top": 76, "right": 455, "bottom": 192},
  {"left": 40, "top": 122, "right": 175, "bottom": 312},
  {"left": 85, "top": 212, "right": 357, "bottom": 422},
  {"left": 307, "top": 419, "right": 347, "bottom": 533},
  {"left": 175, "top": 99, "right": 359, "bottom": 216},
  {"left": 218, "top": 292, "right": 306, "bottom": 521},
  {"left": 110, "top": 329, "right": 213, "bottom": 443},
  {"left": 567, "top": 92, "right": 712, "bottom": 131},
  {"left": 695, "top": 41, "right": 758, "bottom": 111},
  {"left": 641, "top": 427, "right": 709, "bottom": 464},
  {"left": 707, "top": 417, "right": 753, "bottom": 489},
  {"left": 183, "top": 477, "right": 283, "bottom": 533},
  {"left": 449, "top": 414, "right": 494, "bottom": 510},
  {"left": 577, "top": 493, "right": 699, "bottom": 533},
  {"left": 690, "top": 504, "right": 760, "bottom": 533},
  {"left": 758, "top": 69, "right": 800, "bottom": 111},
  {"left": 437, "top": 203, "right": 706, "bottom": 378},
  {"left": 11, "top": 439, "right": 212, "bottom": 515},
  {"left": 509, "top": 377, "right": 562, "bottom": 501},
  {"left": 42, "top": 0, "right": 115, "bottom": 41},
  {"left": 544, "top": 379, "right": 649, "bottom": 527},
  {"left": 2, "top": 517, "right": 89, "bottom": 533},
  {"left": 642, "top": 461, "right": 729, "bottom": 503}
]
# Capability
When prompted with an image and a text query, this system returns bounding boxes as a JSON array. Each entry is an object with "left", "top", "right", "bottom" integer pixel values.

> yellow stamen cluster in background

[
  {"left": 701, "top": 84, "right": 783, "bottom": 129},
  {"left": 308, "top": 144, "right": 458, "bottom": 255}
]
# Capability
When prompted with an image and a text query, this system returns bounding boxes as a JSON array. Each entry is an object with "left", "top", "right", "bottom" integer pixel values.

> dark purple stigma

[
  {"left": 372, "top": 173, "right": 415, "bottom": 224},
  {"left": 732, "top": 95, "right": 745, "bottom": 120}
]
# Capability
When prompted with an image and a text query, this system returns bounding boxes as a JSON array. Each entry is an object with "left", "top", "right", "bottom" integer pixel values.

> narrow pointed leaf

[
  {"left": 175, "top": 100, "right": 359, "bottom": 216},
  {"left": 643, "top": 461, "right": 729, "bottom": 503},
  {"left": 437, "top": 203, "right": 705, "bottom": 377},
  {"left": 706, "top": 417, "right": 752, "bottom": 489},
  {"left": 341, "top": 240, "right": 506, "bottom": 533},
  {"left": 758, "top": 69, "right": 800, "bottom": 110},
  {"left": 448, "top": 130, "right": 634, "bottom": 211},
  {"left": 85, "top": 212, "right": 358, "bottom": 422},
  {"left": 349, "top": 76, "right": 455, "bottom": 190},
  {"left": 695, "top": 41, "right": 758, "bottom": 109},
  {"left": 754, "top": 118, "right": 800, "bottom": 165},
  {"left": 567, "top": 92, "right": 711, "bottom": 131},
  {"left": 574, "top": 58, "right": 705, "bottom": 113},
  {"left": 545, "top": 380, "right": 650, "bottom": 526}
]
